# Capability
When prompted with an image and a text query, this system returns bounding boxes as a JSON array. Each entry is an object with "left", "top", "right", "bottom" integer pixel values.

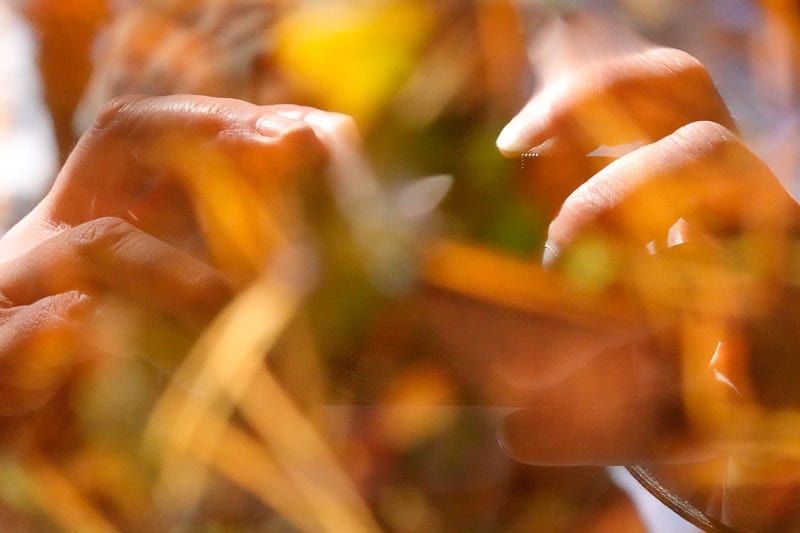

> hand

[
  {"left": 500, "top": 119, "right": 800, "bottom": 462},
  {"left": 489, "top": 33, "right": 800, "bottom": 530},
  {"left": 0, "top": 216, "right": 231, "bottom": 418},
  {"left": 3, "top": 94, "right": 338, "bottom": 280},
  {"left": 0, "top": 94, "right": 346, "bottom": 421},
  {"left": 496, "top": 37, "right": 740, "bottom": 218},
  {"left": 496, "top": 45, "right": 737, "bottom": 159}
]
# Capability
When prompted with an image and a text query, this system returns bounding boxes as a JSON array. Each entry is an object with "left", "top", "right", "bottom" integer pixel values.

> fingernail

[
  {"left": 274, "top": 109, "right": 307, "bottom": 120},
  {"left": 303, "top": 110, "right": 360, "bottom": 144},
  {"left": 256, "top": 116, "right": 304, "bottom": 137},
  {"left": 304, "top": 110, "right": 353, "bottom": 132},
  {"left": 61, "top": 291, "right": 93, "bottom": 322},
  {"left": 497, "top": 409, "right": 539, "bottom": 464},
  {"left": 497, "top": 413, "right": 517, "bottom": 457},
  {"left": 496, "top": 120, "right": 531, "bottom": 156},
  {"left": 542, "top": 240, "right": 560, "bottom": 269},
  {"left": 525, "top": 137, "right": 560, "bottom": 157}
]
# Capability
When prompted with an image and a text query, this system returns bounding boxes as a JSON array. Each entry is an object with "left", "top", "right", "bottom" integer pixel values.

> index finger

[
  {"left": 47, "top": 95, "right": 327, "bottom": 227},
  {"left": 547, "top": 121, "right": 800, "bottom": 252},
  {"left": 497, "top": 47, "right": 737, "bottom": 158},
  {"left": 0, "top": 217, "right": 232, "bottom": 327}
]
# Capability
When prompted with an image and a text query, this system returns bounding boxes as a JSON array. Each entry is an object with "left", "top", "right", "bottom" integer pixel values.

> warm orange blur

[{"left": 2, "top": 1, "right": 800, "bottom": 531}]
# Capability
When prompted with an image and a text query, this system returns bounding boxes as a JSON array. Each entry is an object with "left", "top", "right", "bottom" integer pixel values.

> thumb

[{"left": 0, "top": 291, "right": 93, "bottom": 416}]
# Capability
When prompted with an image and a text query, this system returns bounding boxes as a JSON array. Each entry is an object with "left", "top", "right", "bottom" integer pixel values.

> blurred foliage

[
  {"left": 4, "top": 0, "right": 800, "bottom": 531},
  {"left": 275, "top": 0, "right": 436, "bottom": 126}
]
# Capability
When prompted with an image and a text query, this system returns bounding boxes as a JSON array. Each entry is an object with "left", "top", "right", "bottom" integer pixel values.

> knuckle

[
  {"left": 192, "top": 98, "right": 263, "bottom": 139},
  {"left": 666, "top": 120, "right": 737, "bottom": 157},
  {"left": 641, "top": 47, "right": 719, "bottom": 95},
  {"left": 37, "top": 291, "right": 79, "bottom": 317},
  {"left": 68, "top": 216, "right": 137, "bottom": 254},
  {"left": 90, "top": 94, "right": 150, "bottom": 133},
  {"left": 283, "top": 119, "right": 324, "bottom": 149},
  {"left": 662, "top": 122, "right": 779, "bottom": 192},
  {"left": 646, "top": 47, "right": 706, "bottom": 76}
]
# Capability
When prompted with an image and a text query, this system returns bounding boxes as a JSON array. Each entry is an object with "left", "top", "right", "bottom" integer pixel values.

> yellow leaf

[{"left": 275, "top": 0, "right": 434, "bottom": 126}]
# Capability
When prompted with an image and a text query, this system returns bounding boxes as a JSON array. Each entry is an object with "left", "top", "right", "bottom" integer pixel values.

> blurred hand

[
  {"left": 496, "top": 45, "right": 736, "bottom": 159},
  {"left": 0, "top": 94, "right": 348, "bottom": 420},
  {"left": 497, "top": 41, "right": 739, "bottom": 219},
  {"left": 2, "top": 94, "right": 346, "bottom": 276},
  {"left": 500, "top": 119, "right": 800, "bottom": 464},
  {"left": 487, "top": 28, "right": 800, "bottom": 530}
]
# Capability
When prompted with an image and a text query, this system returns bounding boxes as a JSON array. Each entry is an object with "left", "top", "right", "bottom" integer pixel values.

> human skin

[
  {"left": 0, "top": 94, "right": 347, "bottom": 418},
  {"left": 490, "top": 28, "right": 800, "bottom": 529}
]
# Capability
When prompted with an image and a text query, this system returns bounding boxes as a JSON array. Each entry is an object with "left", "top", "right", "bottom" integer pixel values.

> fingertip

[
  {"left": 498, "top": 408, "right": 555, "bottom": 465},
  {"left": 45, "top": 290, "right": 93, "bottom": 320},
  {"left": 256, "top": 114, "right": 315, "bottom": 139},
  {"left": 66, "top": 289, "right": 92, "bottom": 310},
  {"left": 496, "top": 119, "right": 533, "bottom": 157},
  {"left": 497, "top": 409, "right": 523, "bottom": 460},
  {"left": 497, "top": 97, "right": 554, "bottom": 156},
  {"left": 497, "top": 124, "right": 562, "bottom": 158},
  {"left": 541, "top": 240, "right": 561, "bottom": 269},
  {"left": 194, "top": 275, "right": 235, "bottom": 324},
  {"left": 303, "top": 109, "right": 361, "bottom": 145},
  {"left": 499, "top": 406, "right": 619, "bottom": 467}
]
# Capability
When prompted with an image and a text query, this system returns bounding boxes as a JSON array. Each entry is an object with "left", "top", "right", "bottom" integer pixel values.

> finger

[
  {"left": 546, "top": 121, "right": 800, "bottom": 253},
  {"left": 45, "top": 95, "right": 326, "bottom": 227},
  {"left": 498, "top": 337, "right": 688, "bottom": 466},
  {"left": 421, "top": 287, "right": 684, "bottom": 465},
  {"left": 0, "top": 291, "right": 92, "bottom": 416},
  {"left": 497, "top": 47, "right": 736, "bottom": 157},
  {"left": 493, "top": 312, "right": 742, "bottom": 466},
  {"left": 0, "top": 217, "right": 232, "bottom": 327},
  {"left": 421, "top": 284, "right": 639, "bottom": 406}
]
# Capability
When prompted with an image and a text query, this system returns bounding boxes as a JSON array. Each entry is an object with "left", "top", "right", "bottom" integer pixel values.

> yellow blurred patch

[
  {"left": 275, "top": 0, "right": 434, "bottom": 127},
  {"left": 377, "top": 364, "right": 455, "bottom": 449},
  {"left": 560, "top": 234, "right": 621, "bottom": 293}
]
